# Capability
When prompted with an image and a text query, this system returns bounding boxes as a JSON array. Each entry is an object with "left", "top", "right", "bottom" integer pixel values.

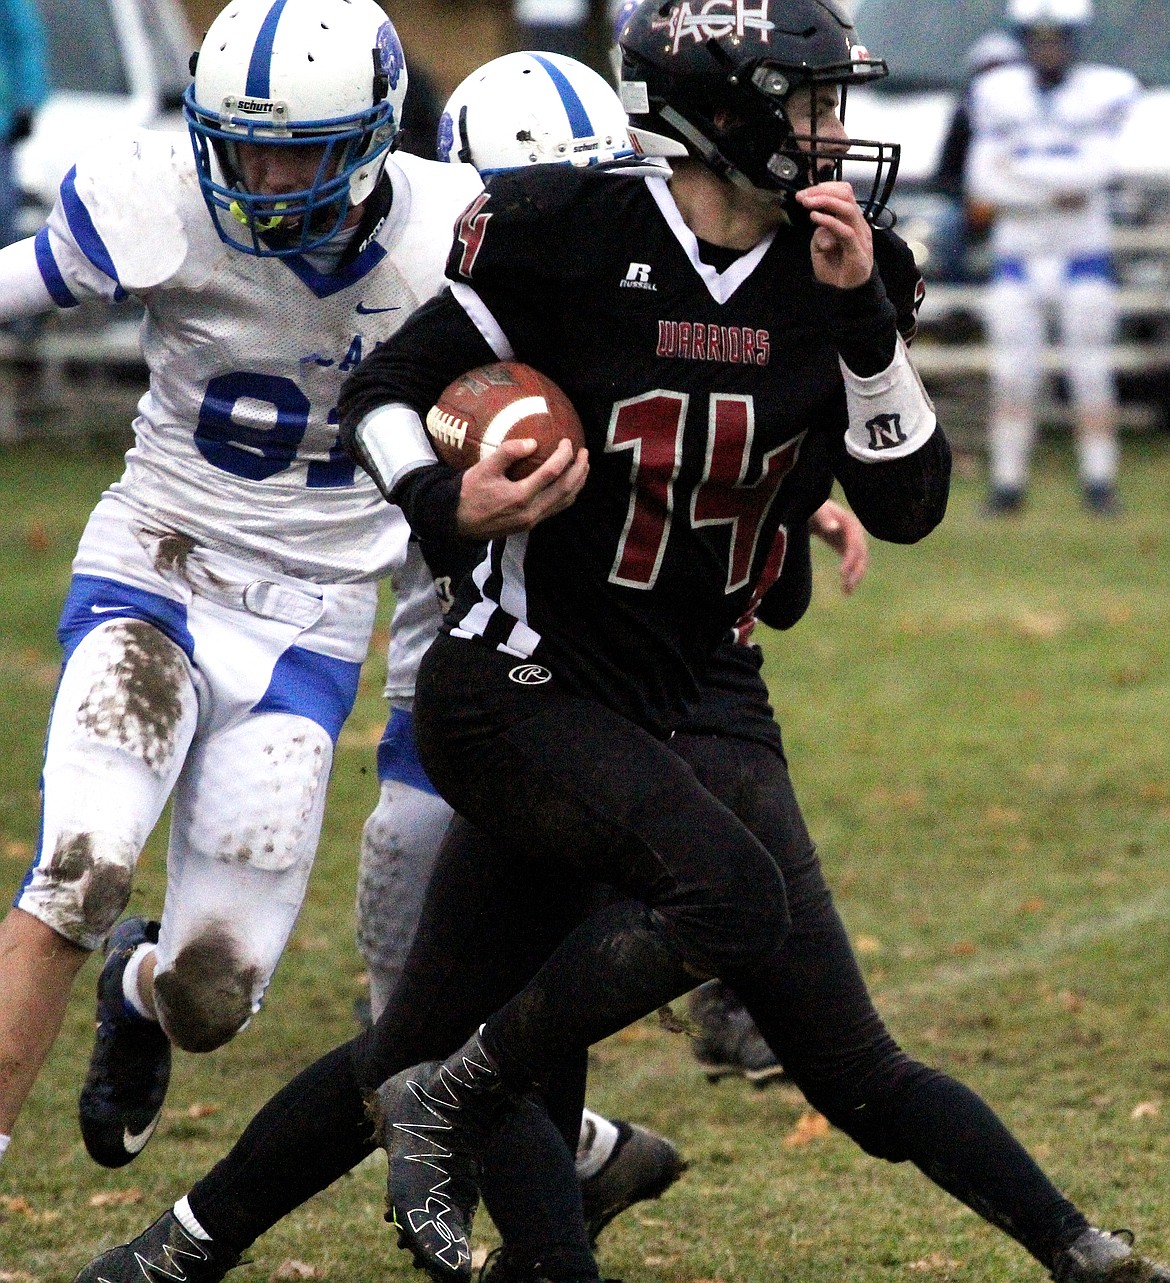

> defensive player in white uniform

[
  {"left": 966, "top": 0, "right": 1141, "bottom": 515},
  {"left": 0, "top": 0, "right": 483, "bottom": 1171}
]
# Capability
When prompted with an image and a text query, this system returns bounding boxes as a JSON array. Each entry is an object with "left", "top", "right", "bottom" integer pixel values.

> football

[{"left": 425, "top": 362, "right": 586, "bottom": 480}]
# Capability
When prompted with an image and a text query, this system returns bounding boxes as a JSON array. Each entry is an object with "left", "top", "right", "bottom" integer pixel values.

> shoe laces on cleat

[
  {"left": 376, "top": 1030, "right": 516, "bottom": 1283},
  {"left": 72, "top": 1210, "right": 240, "bottom": 1283}
]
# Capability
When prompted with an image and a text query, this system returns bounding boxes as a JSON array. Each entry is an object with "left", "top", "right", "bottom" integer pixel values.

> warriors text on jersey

[
  {"left": 35, "top": 131, "right": 481, "bottom": 582},
  {"left": 341, "top": 162, "right": 948, "bottom": 730}
]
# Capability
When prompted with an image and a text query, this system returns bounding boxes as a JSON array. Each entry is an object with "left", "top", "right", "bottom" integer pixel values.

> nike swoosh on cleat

[
  {"left": 123, "top": 1115, "right": 160, "bottom": 1155},
  {"left": 356, "top": 303, "right": 401, "bottom": 315}
]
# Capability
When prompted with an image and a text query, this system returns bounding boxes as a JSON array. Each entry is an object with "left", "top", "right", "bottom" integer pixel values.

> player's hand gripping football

[
  {"left": 456, "top": 436, "right": 589, "bottom": 540},
  {"left": 795, "top": 181, "right": 874, "bottom": 291}
]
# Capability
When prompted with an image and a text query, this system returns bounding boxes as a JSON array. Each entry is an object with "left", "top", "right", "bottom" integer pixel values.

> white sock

[
  {"left": 988, "top": 411, "right": 1036, "bottom": 492},
  {"left": 575, "top": 1109, "right": 620, "bottom": 1180},
  {"left": 1077, "top": 435, "right": 1119, "bottom": 489},
  {"left": 122, "top": 943, "right": 157, "bottom": 1021},
  {"left": 173, "top": 1196, "right": 213, "bottom": 1242},
  {"left": 0, "top": 1134, "right": 10, "bottom": 1164}
]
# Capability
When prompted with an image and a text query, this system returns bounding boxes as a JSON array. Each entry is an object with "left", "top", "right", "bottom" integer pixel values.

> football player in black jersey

[{"left": 71, "top": 5, "right": 1168, "bottom": 1283}]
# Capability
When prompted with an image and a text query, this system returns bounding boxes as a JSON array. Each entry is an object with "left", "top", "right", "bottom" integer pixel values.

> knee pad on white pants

[
  {"left": 357, "top": 779, "right": 454, "bottom": 1021},
  {"left": 17, "top": 619, "right": 198, "bottom": 949},
  {"left": 151, "top": 711, "right": 334, "bottom": 1052}
]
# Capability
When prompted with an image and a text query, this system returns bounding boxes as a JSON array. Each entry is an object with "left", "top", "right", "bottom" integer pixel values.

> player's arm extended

[
  {"left": 338, "top": 287, "right": 586, "bottom": 542},
  {"left": 0, "top": 237, "right": 57, "bottom": 323}
]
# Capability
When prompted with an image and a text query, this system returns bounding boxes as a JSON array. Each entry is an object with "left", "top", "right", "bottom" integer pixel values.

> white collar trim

[{"left": 645, "top": 175, "right": 775, "bottom": 305}]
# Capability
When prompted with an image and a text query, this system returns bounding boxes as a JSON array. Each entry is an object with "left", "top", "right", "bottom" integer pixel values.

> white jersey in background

[
  {"left": 34, "top": 131, "right": 482, "bottom": 583},
  {"left": 966, "top": 61, "right": 1141, "bottom": 262}
]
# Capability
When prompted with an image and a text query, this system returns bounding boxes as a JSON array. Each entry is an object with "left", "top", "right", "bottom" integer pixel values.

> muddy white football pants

[{"left": 16, "top": 497, "right": 373, "bottom": 1052}]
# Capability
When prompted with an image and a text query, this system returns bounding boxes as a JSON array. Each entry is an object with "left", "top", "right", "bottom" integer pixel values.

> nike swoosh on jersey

[
  {"left": 123, "top": 1114, "right": 160, "bottom": 1155},
  {"left": 356, "top": 302, "right": 401, "bottom": 315}
]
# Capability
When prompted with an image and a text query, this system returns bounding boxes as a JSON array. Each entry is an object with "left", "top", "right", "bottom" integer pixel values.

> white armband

[
  {"left": 355, "top": 402, "right": 438, "bottom": 495},
  {"left": 841, "top": 335, "right": 937, "bottom": 463}
]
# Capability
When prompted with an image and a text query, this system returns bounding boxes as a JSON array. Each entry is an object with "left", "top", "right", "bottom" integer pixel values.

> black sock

[
  {"left": 187, "top": 1041, "right": 375, "bottom": 1254},
  {"left": 482, "top": 1097, "right": 598, "bottom": 1282}
]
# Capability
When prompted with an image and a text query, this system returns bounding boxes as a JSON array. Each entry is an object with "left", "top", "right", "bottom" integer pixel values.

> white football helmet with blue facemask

[
  {"left": 436, "top": 51, "right": 637, "bottom": 176},
  {"left": 184, "top": 0, "right": 406, "bottom": 257}
]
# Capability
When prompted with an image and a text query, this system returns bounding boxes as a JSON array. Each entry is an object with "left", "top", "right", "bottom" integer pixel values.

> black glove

[{"left": 7, "top": 109, "right": 34, "bottom": 145}]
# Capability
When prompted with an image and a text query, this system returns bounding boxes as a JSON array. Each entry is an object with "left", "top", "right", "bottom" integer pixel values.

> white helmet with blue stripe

[
  {"left": 437, "top": 51, "right": 635, "bottom": 175},
  {"left": 185, "top": 0, "right": 406, "bottom": 256}
]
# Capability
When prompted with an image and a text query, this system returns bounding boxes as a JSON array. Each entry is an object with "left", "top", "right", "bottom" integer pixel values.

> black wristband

[{"left": 390, "top": 464, "right": 464, "bottom": 545}]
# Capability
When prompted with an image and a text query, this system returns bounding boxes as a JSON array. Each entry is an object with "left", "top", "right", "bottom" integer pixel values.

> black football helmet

[{"left": 617, "top": 0, "right": 900, "bottom": 222}]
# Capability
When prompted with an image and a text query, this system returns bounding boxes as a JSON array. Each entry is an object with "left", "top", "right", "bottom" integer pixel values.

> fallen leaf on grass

[
  {"left": 24, "top": 521, "right": 50, "bottom": 552},
  {"left": 164, "top": 1102, "right": 221, "bottom": 1120},
  {"left": 1131, "top": 1100, "right": 1161, "bottom": 1120},
  {"left": 1016, "top": 898, "right": 1045, "bottom": 914},
  {"left": 271, "top": 1262, "right": 319, "bottom": 1280},
  {"left": 984, "top": 805, "right": 1021, "bottom": 825},
  {"left": 783, "top": 1110, "right": 830, "bottom": 1147},
  {"left": 89, "top": 1189, "right": 143, "bottom": 1208},
  {"left": 907, "top": 1252, "right": 962, "bottom": 1273},
  {"left": 1014, "top": 610, "right": 1067, "bottom": 639},
  {"left": 0, "top": 1194, "right": 59, "bottom": 1224}
]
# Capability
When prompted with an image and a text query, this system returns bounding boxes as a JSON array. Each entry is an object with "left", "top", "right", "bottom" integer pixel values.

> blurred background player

[
  {"left": 0, "top": 0, "right": 482, "bottom": 1172},
  {"left": 966, "top": 0, "right": 1142, "bottom": 515},
  {"left": 0, "top": 0, "right": 49, "bottom": 249}
]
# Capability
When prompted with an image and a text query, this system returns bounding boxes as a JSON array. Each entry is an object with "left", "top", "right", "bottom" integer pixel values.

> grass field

[{"left": 1, "top": 433, "right": 1169, "bottom": 1283}]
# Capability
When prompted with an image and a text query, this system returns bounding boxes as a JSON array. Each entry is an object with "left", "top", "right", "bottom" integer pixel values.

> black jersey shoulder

[{"left": 447, "top": 163, "right": 661, "bottom": 288}]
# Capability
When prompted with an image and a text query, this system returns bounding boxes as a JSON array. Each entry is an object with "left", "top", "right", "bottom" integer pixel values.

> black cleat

[
  {"left": 1052, "top": 1227, "right": 1170, "bottom": 1282},
  {"left": 983, "top": 485, "right": 1027, "bottom": 517},
  {"left": 580, "top": 1121, "right": 687, "bottom": 1244},
  {"left": 688, "top": 981, "right": 786, "bottom": 1087},
  {"left": 374, "top": 1029, "right": 518, "bottom": 1283},
  {"left": 73, "top": 1210, "right": 239, "bottom": 1283},
  {"left": 79, "top": 918, "right": 172, "bottom": 1168},
  {"left": 1083, "top": 483, "right": 1121, "bottom": 516}
]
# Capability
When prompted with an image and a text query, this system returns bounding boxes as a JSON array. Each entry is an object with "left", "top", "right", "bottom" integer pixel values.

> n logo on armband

[{"left": 865, "top": 412, "right": 907, "bottom": 452}]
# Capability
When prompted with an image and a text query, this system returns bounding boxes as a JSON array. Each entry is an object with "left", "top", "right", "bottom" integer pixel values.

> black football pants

[{"left": 189, "top": 633, "right": 1086, "bottom": 1271}]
